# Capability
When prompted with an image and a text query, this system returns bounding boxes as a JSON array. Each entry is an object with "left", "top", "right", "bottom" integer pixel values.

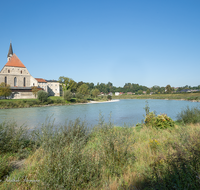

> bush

[
  {"left": 143, "top": 132, "right": 200, "bottom": 189},
  {"left": 64, "top": 90, "right": 73, "bottom": 101},
  {"left": 145, "top": 112, "right": 175, "bottom": 129},
  {"left": 0, "top": 121, "right": 31, "bottom": 153},
  {"left": 75, "top": 93, "right": 83, "bottom": 99},
  {"left": 31, "top": 119, "right": 102, "bottom": 189},
  {"left": 107, "top": 95, "right": 112, "bottom": 100},
  {"left": 0, "top": 155, "right": 12, "bottom": 180},
  {"left": 53, "top": 98, "right": 64, "bottom": 104},
  {"left": 177, "top": 106, "right": 200, "bottom": 124},
  {"left": 37, "top": 90, "right": 48, "bottom": 103}
]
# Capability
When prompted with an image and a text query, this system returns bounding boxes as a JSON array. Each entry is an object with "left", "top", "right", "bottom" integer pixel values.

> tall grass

[
  {"left": 1, "top": 106, "right": 200, "bottom": 189},
  {"left": 177, "top": 106, "right": 200, "bottom": 124}
]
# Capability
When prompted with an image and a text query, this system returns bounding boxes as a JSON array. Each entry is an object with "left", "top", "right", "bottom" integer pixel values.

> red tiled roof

[
  {"left": 5, "top": 54, "right": 26, "bottom": 68},
  {"left": 35, "top": 78, "right": 47, "bottom": 83}
]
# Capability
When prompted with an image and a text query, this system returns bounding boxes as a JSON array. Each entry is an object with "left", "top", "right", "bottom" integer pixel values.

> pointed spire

[{"left": 7, "top": 42, "right": 13, "bottom": 58}]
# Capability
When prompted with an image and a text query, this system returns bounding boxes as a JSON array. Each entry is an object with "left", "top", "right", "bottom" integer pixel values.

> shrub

[
  {"left": 107, "top": 95, "right": 112, "bottom": 100},
  {"left": 143, "top": 132, "right": 200, "bottom": 189},
  {"left": 64, "top": 90, "right": 73, "bottom": 101},
  {"left": 177, "top": 106, "right": 200, "bottom": 124},
  {"left": 145, "top": 112, "right": 175, "bottom": 129},
  {"left": 0, "top": 121, "right": 31, "bottom": 153},
  {"left": 53, "top": 98, "right": 64, "bottom": 104},
  {"left": 75, "top": 93, "right": 83, "bottom": 99},
  {"left": 31, "top": 119, "right": 102, "bottom": 189},
  {"left": 0, "top": 155, "right": 12, "bottom": 180},
  {"left": 37, "top": 90, "right": 48, "bottom": 103}
]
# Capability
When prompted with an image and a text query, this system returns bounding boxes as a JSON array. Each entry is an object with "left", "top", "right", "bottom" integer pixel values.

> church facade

[{"left": 0, "top": 43, "right": 60, "bottom": 99}]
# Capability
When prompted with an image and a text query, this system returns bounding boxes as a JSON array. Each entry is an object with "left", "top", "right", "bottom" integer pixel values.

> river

[{"left": 0, "top": 99, "right": 200, "bottom": 129}]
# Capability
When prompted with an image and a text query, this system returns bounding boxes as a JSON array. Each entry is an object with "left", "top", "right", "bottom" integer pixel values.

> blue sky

[{"left": 0, "top": 0, "right": 199, "bottom": 88}]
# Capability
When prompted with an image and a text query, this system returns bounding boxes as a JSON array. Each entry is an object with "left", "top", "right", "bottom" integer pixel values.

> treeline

[
  {"left": 177, "top": 85, "right": 200, "bottom": 91},
  {"left": 58, "top": 76, "right": 200, "bottom": 95},
  {"left": 59, "top": 76, "right": 149, "bottom": 94}
]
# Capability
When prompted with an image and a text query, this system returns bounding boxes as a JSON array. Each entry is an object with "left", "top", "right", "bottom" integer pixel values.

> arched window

[
  {"left": 8, "top": 70, "right": 10, "bottom": 73},
  {"left": 14, "top": 77, "right": 17, "bottom": 86},
  {"left": 23, "top": 77, "right": 26, "bottom": 87},
  {"left": 21, "top": 70, "right": 22, "bottom": 74},
  {"left": 5, "top": 77, "right": 7, "bottom": 85}
]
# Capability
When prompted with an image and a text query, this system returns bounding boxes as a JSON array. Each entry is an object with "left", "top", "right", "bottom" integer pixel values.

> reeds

[{"left": 1, "top": 110, "right": 200, "bottom": 189}]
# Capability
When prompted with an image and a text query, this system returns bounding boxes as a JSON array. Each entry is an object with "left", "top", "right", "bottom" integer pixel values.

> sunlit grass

[{"left": 1, "top": 107, "right": 200, "bottom": 189}]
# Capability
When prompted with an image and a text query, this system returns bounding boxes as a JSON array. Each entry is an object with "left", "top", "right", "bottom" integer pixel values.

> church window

[
  {"left": 24, "top": 77, "right": 26, "bottom": 87},
  {"left": 21, "top": 70, "right": 22, "bottom": 74},
  {"left": 8, "top": 70, "right": 10, "bottom": 73},
  {"left": 5, "top": 77, "right": 7, "bottom": 85},
  {"left": 14, "top": 77, "right": 17, "bottom": 86}
]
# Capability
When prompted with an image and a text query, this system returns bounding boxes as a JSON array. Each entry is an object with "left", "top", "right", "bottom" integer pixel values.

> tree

[
  {"left": 58, "top": 76, "right": 77, "bottom": 93},
  {"left": 107, "top": 95, "right": 112, "bottom": 100},
  {"left": 92, "top": 88, "right": 100, "bottom": 98},
  {"left": 37, "top": 90, "right": 48, "bottom": 103},
  {"left": 0, "top": 82, "right": 12, "bottom": 99},
  {"left": 146, "top": 89, "right": 150, "bottom": 94},
  {"left": 78, "top": 84, "right": 89, "bottom": 95},
  {"left": 64, "top": 90, "right": 73, "bottom": 101},
  {"left": 166, "top": 85, "right": 173, "bottom": 93},
  {"left": 31, "top": 86, "right": 39, "bottom": 98},
  {"left": 137, "top": 90, "right": 143, "bottom": 94}
]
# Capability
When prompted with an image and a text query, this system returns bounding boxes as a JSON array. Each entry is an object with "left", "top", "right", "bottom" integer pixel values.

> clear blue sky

[{"left": 0, "top": 0, "right": 199, "bottom": 88}]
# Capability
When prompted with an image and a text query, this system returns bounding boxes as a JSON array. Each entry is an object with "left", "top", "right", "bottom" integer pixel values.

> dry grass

[{"left": 1, "top": 121, "right": 200, "bottom": 189}]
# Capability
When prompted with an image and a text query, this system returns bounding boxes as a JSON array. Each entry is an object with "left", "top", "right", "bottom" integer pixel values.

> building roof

[
  {"left": 7, "top": 43, "right": 13, "bottom": 58},
  {"left": 35, "top": 78, "right": 47, "bottom": 83},
  {"left": 5, "top": 54, "right": 26, "bottom": 68}
]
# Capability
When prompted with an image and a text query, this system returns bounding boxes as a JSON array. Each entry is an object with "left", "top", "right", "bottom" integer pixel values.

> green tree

[
  {"left": 64, "top": 90, "right": 73, "bottom": 101},
  {"left": 31, "top": 86, "right": 39, "bottom": 98},
  {"left": 37, "top": 90, "right": 48, "bottom": 103},
  {"left": 78, "top": 84, "right": 89, "bottom": 96},
  {"left": 137, "top": 90, "right": 143, "bottom": 94},
  {"left": 107, "top": 95, "right": 112, "bottom": 100},
  {"left": 92, "top": 88, "right": 100, "bottom": 98},
  {"left": 166, "top": 84, "right": 173, "bottom": 93},
  {"left": 146, "top": 89, "right": 150, "bottom": 94},
  {"left": 0, "top": 82, "right": 12, "bottom": 99},
  {"left": 59, "top": 76, "right": 77, "bottom": 93}
]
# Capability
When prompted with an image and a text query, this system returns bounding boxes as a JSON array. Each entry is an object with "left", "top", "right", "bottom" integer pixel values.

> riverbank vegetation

[
  {"left": 1, "top": 106, "right": 200, "bottom": 189},
  {"left": 113, "top": 92, "right": 200, "bottom": 101}
]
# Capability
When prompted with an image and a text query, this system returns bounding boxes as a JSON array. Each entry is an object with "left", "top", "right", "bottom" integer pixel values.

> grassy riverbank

[
  {"left": 0, "top": 96, "right": 111, "bottom": 109},
  {"left": 1, "top": 106, "right": 200, "bottom": 189},
  {"left": 113, "top": 92, "right": 200, "bottom": 101}
]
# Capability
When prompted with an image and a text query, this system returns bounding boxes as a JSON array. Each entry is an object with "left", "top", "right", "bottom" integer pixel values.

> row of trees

[{"left": 58, "top": 76, "right": 177, "bottom": 95}]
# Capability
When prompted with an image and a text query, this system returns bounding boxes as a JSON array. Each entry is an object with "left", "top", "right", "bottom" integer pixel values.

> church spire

[{"left": 7, "top": 42, "right": 13, "bottom": 61}]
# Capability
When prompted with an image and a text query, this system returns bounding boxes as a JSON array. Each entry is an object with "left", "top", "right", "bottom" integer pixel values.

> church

[{"left": 0, "top": 43, "right": 60, "bottom": 99}]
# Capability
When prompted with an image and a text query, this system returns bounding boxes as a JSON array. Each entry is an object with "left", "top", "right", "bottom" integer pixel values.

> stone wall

[
  {"left": 12, "top": 92, "right": 35, "bottom": 99},
  {"left": 0, "top": 66, "right": 31, "bottom": 87}
]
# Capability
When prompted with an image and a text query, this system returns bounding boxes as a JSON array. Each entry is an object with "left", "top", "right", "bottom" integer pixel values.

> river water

[{"left": 0, "top": 99, "right": 200, "bottom": 129}]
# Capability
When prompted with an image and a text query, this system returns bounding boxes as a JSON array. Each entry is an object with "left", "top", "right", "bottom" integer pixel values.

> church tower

[{"left": 7, "top": 42, "right": 13, "bottom": 61}]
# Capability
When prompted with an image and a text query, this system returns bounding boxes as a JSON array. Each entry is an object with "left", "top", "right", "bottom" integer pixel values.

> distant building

[
  {"left": 115, "top": 92, "right": 119, "bottom": 96},
  {"left": 127, "top": 92, "right": 132, "bottom": 95},
  {"left": 0, "top": 43, "right": 60, "bottom": 99}
]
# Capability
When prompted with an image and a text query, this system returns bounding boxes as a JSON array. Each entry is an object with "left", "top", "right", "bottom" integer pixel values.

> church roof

[
  {"left": 5, "top": 54, "right": 26, "bottom": 68},
  {"left": 7, "top": 43, "right": 13, "bottom": 57},
  {"left": 35, "top": 78, "right": 47, "bottom": 83}
]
